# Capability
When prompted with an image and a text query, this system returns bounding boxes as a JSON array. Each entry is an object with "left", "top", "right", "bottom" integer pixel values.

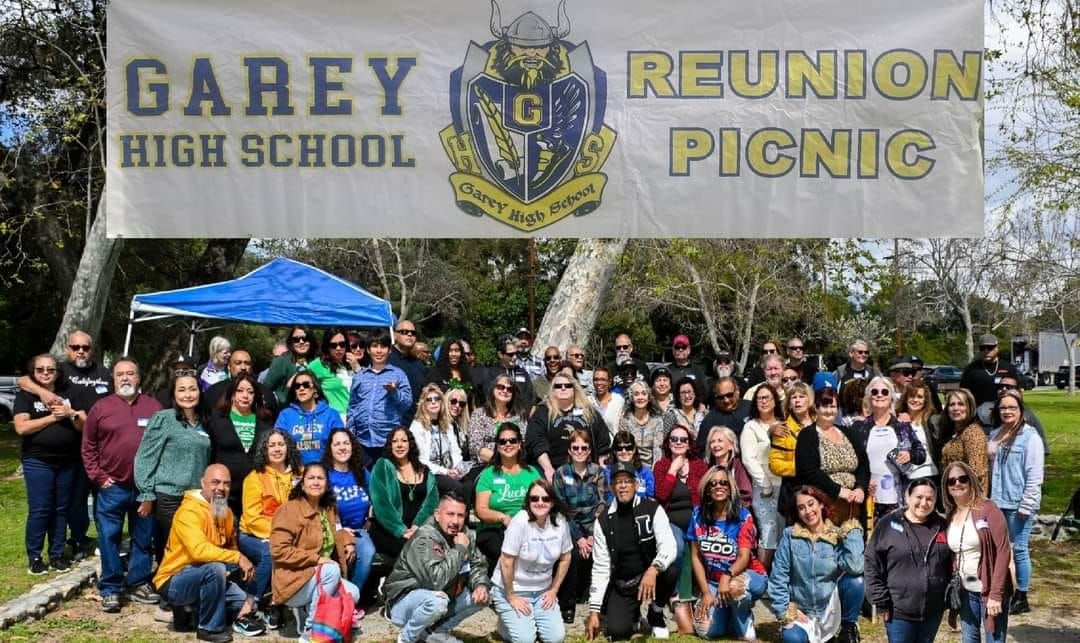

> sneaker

[
  {"left": 232, "top": 614, "right": 266, "bottom": 638},
  {"left": 647, "top": 604, "right": 670, "bottom": 639},
  {"left": 50, "top": 558, "right": 72, "bottom": 573},
  {"left": 28, "top": 559, "right": 48, "bottom": 575},
  {"left": 101, "top": 593, "right": 121, "bottom": 613},
  {"left": 128, "top": 583, "right": 161, "bottom": 605},
  {"left": 154, "top": 604, "right": 174, "bottom": 623},
  {"left": 426, "top": 633, "right": 464, "bottom": 643},
  {"left": 196, "top": 628, "right": 234, "bottom": 642},
  {"left": 261, "top": 606, "right": 281, "bottom": 630}
]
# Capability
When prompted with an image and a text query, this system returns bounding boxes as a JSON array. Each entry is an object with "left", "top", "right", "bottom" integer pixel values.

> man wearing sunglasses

[
  {"left": 532, "top": 346, "right": 564, "bottom": 399},
  {"left": 959, "top": 333, "right": 1019, "bottom": 407},
  {"left": 697, "top": 377, "right": 751, "bottom": 452},
  {"left": 666, "top": 335, "right": 709, "bottom": 400},
  {"left": 833, "top": 338, "right": 878, "bottom": 392},
  {"left": 605, "top": 334, "right": 650, "bottom": 391},
  {"left": 784, "top": 336, "right": 818, "bottom": 384},
  {"left": 477, "top": 334, "right": 535, "bottom": 404},
  {"left": 887, "top": 358, "right": 916, "bottom": 399},
  {"left": 390, "top": 320, "right": 428, "bottom": 422}
]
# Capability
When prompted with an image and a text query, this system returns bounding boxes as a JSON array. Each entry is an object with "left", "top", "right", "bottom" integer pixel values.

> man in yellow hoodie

[{"left": 153, "top": 464, "right": 262, "bottom": 642}]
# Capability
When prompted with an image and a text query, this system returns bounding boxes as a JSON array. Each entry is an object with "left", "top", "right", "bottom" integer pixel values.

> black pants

[
  {"left": 153, "top": 494, "right": 184, "bottom": 563},
  {"left": 604, "top": 564, "right": 680, "bottom": 641},
  {"left": 476, "top": 527, "right": 505, "bottom": 575},
  {"left": 557, "top": 545, "right": 593, "bottom": 613}
]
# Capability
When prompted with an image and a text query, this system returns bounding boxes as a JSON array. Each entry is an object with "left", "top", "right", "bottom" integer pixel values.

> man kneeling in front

[
  {"left": 383, "top": 491, "right": 490, "bottom": 643},
  {"left": 153, "top": 464, "right": 263, "bottom": 642}
]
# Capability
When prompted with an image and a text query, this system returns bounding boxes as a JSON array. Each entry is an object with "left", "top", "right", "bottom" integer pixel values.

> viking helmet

[{"left": 490, "top": 0, "right": 570, "bottom": 47}]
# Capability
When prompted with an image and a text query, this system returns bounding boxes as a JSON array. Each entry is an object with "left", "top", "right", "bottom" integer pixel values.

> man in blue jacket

[{"left": 348, "top": 332, "right": 413, "bottom": 464}]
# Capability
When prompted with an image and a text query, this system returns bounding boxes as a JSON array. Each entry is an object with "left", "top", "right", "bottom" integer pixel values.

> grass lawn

[{"left": 1023, "top": 390, "right": 1080, "bottom": 513}]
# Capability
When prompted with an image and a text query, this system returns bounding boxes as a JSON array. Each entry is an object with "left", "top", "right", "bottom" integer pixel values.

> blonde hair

[
  {"left": 705, "top": 426, "right": 740, "bottom": 462},
  {"left": 413, "top": 383, "right": 451, "bottom": 433},
  {"left": 544, "top": 370, "right": 595, "bottom": 424},
  {"left": 862, "top": 376, "right": 896, "bottom": 415},
  {"left": 898, "top": 382, "right": 934, "bottom": 426},
  {"left": 208, "top": 335, "right": 231, "bottom": 357},
  {"left": 784, "top": 382, "right": 817, "bottom": 423},
  {"left": 445, "top": 387, "right": 471, "bottom": 444},
  {"left": 941, "top": 460, "right": 988, "bottom": 516}
]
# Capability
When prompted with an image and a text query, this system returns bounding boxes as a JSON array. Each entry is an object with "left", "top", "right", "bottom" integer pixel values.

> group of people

[{"left": 11, "top": 325, "right": 1045, "bottom": 643}]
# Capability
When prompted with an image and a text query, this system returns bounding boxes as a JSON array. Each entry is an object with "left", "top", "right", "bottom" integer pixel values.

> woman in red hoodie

[
  {"left": 653, "top": 424, "right": 708, "bottom": 633},
  {"left": 942, "top": 461, "right": 1013, "bottom": 643}
]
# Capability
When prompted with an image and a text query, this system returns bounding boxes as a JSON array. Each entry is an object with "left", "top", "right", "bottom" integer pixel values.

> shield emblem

[{"left": 464, "top": 73, "right": 591, "bottom": 203}]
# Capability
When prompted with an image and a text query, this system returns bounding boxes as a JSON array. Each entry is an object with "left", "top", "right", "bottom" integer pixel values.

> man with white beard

[
  {"left": 82, "top": 358, "right": 163, "bottom": 613},
  {"left": 153, "top": 464, "right": 262, "bottom": 641}
]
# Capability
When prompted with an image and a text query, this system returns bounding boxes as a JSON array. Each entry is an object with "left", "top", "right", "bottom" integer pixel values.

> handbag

[
  {"left": 943, "top": 520, "right": 966, "bottom": 612},
  {"left": 309, "top": 565, "right": 356, "bottom": 643}
]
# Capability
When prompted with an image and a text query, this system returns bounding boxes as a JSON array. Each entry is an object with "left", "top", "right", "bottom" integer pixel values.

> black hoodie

[{"left": 864, "top": 508, "right": 952, "bottom": 621}]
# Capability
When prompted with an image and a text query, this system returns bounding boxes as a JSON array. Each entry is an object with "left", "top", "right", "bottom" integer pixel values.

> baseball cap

[
  {"left": 610, "top": 461, "right": 637, "bottom": 480},
  {"left": 907, "top": 355, "right": 924, "bottom": 367},
  {"left": 812, "top": 372, "right": 837, "bottom": 393},
  {"left": 516, "top": 327, "right": 533, "bottom": 339},
  {"left": 889, "top": 357, "right": 914, "bottom": 371},
  {"left": 979, "top": 333, "right": 998, "bottom": 347},
  {"left": 673, "top": 334, "right": 691, "bottom": 348},
  {"left": 650, "top": 365, "right": 672, "bottom": 384}
]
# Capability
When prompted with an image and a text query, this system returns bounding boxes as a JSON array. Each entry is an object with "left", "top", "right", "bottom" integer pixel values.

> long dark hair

[
  {"left": 252, "top": 428, "right": 301, "bottom": 474},
  {"left": 286, "top": 325, "right": 317, "bottom": 361},
  {"left": 382, "top": 426, "right": 425, "bottom": 473},
  {"left": 522, "top": 478, "right": 568, "bottom": 527},
  {"left": 286, "top": 370, "right": 326, "bottom": 406},
  {"left": 321, "top": 428, "right": 369, "bottom": 490},
  {"left": 217, "top": 372, "right": 272, "bottom": 421},
  {"left": 661, "top": 424, "right": 699, "bottom": 460},
  {"left": 170, "top": 374, "right": 204, "bottom": 426},
  {"left": 483, "top": 374, "right": 529, "bottom": 418},
  {"left": 611, "top": 430, "right": 642, "bottom": 470},
  {"left": 432, "top": 337, "right": 472, "bottom": 384},
  {"left": 748, "top": 383, "right": 781, "bottom": 420},
  {"left": 492, "top": 422, "right": 533, "bottom": 475},
  {"left": 786, "top": 485, "right": 832, "bottom": 526},
  {"left": 288, "top": 462, "right": 337, "bottom": 509},
  {"left": 320, "top": 327, "right": 348, "bottom": 367},
  {"left": 699, "top": 465, "right": 740, "bottom": 523}
]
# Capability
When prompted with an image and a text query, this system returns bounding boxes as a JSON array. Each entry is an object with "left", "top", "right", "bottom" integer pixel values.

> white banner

[{"left": 106, "top": 0, "right": 984, "bottom": 238}]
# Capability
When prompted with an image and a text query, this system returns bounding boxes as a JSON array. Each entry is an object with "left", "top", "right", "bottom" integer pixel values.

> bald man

[
  {"left": 153, "top": 464, "right": 263, "bottom": 640},
  {"left": 202, "top": 349, "right": 279, "bottom": 417}
]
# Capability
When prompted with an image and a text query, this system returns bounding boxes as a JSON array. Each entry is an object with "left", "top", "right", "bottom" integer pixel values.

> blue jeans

[
  {"left": 780, "top": 624, "right": 810, "bottom": 643},
  {"left": 491, "top": 585, "right": 564, "bottom": 643},
  {"left": 347, "top": 529, "right": 376, "bottom": 596},
  {"left": 960, "top": 588, "right": 1008, "bottom": 643},
  {"left": 670, "top": 524, "right": 687, "bottom": 600},
  {"left": 389, "top": 583, "right": 486, "bottom": 643},
  {"left": 884, "top": 609, "right": 944, "bottom": 643},
  {"left": 1001, "top": 509, "right": 1034, "bottom": 591},
  {"left": 284, "top": 562, "right": 360, "bottom": 635},
  {"left": 164, "top": 562, "right": 248, "bottom": 633},
  {"left": 67, "top": 463, "right": 93, "bottom": 548},
  {"left": 238, "top": 533, "right": 272, "bottom": 603},
  {"left": 702, "top": 570, "right": 767, "bottom": 639},
  {"left": 838, "top": 574, "right": 865, "bottom": 624},
  {"left": 94, "top": 484, "right": 154, "bottom": 596},
  {"left": 22, "top": 458, "right": 75, "bottom": 563}
]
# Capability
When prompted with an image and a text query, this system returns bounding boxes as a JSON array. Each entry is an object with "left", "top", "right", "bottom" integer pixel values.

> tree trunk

[
  {"left": 49, "top": 196, "right": 122, "bottom": 357},
  {"left": 533, "top": 238, "right": 627, "bottom": 353},
  {"left": 736, "top": 278, "right": 760, "bottom": 374},
  {"left": 960, "top": 300, "right": 975, "bottom": 364}
]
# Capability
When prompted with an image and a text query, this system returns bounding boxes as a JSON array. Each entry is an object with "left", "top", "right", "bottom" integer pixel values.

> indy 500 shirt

[{"left": 686, "top": 506, "right": 766, "bottom": 583}]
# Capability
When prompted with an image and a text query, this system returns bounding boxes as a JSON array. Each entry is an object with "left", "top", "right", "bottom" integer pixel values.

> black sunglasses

[
  {"left": 497, "top": 437, "right": 521, "bottom": 446},
  {"left": 448, "top": 399, "right": 466, "bottom": 407},
  {"left": 293, "top": 381, "right": 314, "bottom": 390},
  {"left": 947, "top": 474, "right": 970, "bottom": 486},
  {"left": 396, "top": 328, "right": 417, "bottom": 336},
  {"left": 68, "top": 344, "right": 92, "bottom": 352},
  {"left": 552, "top": 382, "right": 574, "bottom": 390},
  {"left": 614, "top": 444, "right": 635, "bottom": 452},
  {"left": 544, "top": 355, "right": 562, "bottom": 362},
  {"left": 289, "top": 335, "right": 309, "bottom": 344},
  {"left": 328, "top": 341, "right": 348, "bottom": 349},
  {"left": 528, "top": 495, "right": 551, "bottom": 503}
]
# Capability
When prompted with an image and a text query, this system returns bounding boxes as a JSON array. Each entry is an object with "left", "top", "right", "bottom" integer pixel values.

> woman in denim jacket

[
  {"left": 769, "top": 485, "right": 864, "bottom": 643},
  {"left": 987, "top": 390, "right": 1044, "bottom": 616}
]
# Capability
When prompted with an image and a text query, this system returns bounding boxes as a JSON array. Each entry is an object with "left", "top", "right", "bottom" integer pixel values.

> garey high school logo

[{"left": 440, "top": 1, "right": 617, "bottom": 232}]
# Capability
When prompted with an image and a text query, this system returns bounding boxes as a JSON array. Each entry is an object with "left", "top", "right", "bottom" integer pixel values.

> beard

[
  {"left": 492, "top": 41, "right": 562, "bottom": 89},
  {"left": 210, "top": 496, "right": 229, "bottom": 520},
  {"left": 74, "top": 357, "right": 90, "bottom": 368},
  {"left": 118, "top": 384, "right": 137, "bottom": 397}
]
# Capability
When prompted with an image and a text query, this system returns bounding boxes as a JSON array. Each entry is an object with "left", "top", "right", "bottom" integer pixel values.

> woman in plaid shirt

[{"left": 552, "top": 428, "right": 608, "bottom": 624}]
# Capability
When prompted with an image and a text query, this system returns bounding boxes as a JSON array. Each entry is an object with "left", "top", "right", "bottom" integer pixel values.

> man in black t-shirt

[
  {"left": 959, "top": 333, "right": 1019, "bottom": 407},
  {"left": 698, "top": 377, "right": 752, "bottom": 451}
]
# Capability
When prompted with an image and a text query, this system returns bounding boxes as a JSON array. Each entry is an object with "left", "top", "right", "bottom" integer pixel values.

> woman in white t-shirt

[{"left": 491, "top": 478, "right": 573, "bottom": 643}]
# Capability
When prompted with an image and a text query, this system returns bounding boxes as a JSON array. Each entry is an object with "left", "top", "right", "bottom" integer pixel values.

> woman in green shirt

[
  {"left": 475, "top": 422, "right": 540, "bottom": 572},
  {"left": 307, "top": 328, "right": 353, "bottom": 421}
]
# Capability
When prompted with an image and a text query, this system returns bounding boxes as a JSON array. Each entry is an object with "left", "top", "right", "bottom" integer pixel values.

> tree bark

[
  {"left": 960, "top": 300, "right": 974, "bottom": 364},
  {"left": 49, "top": 196, "right": 122, "bottom": 357},
  {"left": 533, "top": 238, "right": 626, "bottom": 353}
]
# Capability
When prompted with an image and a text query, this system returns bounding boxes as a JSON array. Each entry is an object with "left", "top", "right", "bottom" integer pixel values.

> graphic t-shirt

[
  {"left": 476, "top": 465, "right": 541, "bottom": 530},
  {"left": 686, "top": 506, "right": 766, "bottom": 584},
  {"left": 329, "top": 467, "right": 372, "bottom": 530},
  {"left": 867, "top": 424, "right": 900, "bottom": 505},
  {"left": 230, "top": 411, "right": 257, "bottom": 451},
  {"left": 13, "top": 386, "right": 85, "bottom": 463},
  {"left": 494, "top": 510, "right": 573, "bottom": 592}
]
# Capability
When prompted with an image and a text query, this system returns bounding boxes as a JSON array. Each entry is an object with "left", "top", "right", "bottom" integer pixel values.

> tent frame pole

[{"left": 123, "top": 308, "right": 135, "bottom": 355}]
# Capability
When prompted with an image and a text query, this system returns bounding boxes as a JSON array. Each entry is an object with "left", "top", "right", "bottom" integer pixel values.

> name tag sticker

[
  {"left": 994, "top": 376, "right": 1002, "bottom": 385},
  {"left": 95, "top": 385, "right": 108, "bottom": 394},
  {"left": 564, "top": 476, "right": 576, "bottom": 485},
  {"left": 515, "top": 375, "right": 526, "bottom": 383},
  {"left": 196, "top": 429, "right": 209, "bottom": 438},
  {"left": 573, "top": 407, "right": 584, "bottom": 416},
  {"left": 137, "top": 418, "right": 150, "bottom": 427},
  {"left": 889, "top": 521, "right": 904, "bottom": 534},
  {"left": 975, "top": 519, "right": 989, "bottom": 530}
]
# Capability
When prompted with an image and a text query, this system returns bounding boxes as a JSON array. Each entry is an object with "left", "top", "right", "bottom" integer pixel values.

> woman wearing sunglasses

[
  {"left": 468, "top": 374, "right": 529, "bottom": 465},
  {"left": 688, "top": 465, "right": 769, "bottom": 640},
  {"left": 476, "top": 422, "right": 540, "bottom": 572},
  {"left": 492, "top": 478, "right": 572, "bottom": 643},
  {"left": 851, "top": 377, "right": 926, "bottom": 519},
  {"left": 654, "top": 424, "right": 708, "bottom": 633},
  {"left": 604, "top": 430, "right": 655, "bottom": 502},
  {"left": 273, "top": 370, "right": 343, "bottom": 466},
  {"left": 13, "top": 354, "right": 88, "bottom": 574},
  {"left": 942, "top": 461, "right": 1013, "bottom": 642},
  {"left": 769, "top": 485, "right": 864, "bottom": 643},
  {"left": 307, "top": 328, "right": 353, "bottom": 422},
  {"left": 265, "top": 326, "right": 318, "bottom": 405},
  {"left": 526, "top": 372, "right": 611, "bottom": 482},
  {"left": 409, "top": 384, "right": 466, "bottom": 494},
  {"left": 552, "top": 429, "right": 607, "bottom": 624}
]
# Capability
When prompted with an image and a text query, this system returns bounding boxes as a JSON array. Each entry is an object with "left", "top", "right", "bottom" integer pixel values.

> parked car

[
  {"left": 0, "top": 376, "right": 18, "bottom": 424},
  {"left": 1056, "top": 365, "right": 1080, "bottom": 389},
  {"left": 1018, "top": 371, "right": 1037, "bottom": 391},
  {"left": 924, "top": 364, "right": 963, "bottom": 388}
]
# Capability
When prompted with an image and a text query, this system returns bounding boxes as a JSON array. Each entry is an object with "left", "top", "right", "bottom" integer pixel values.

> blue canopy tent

[{"left": 123, "top": 257, "right": 395, "bottom": 354}]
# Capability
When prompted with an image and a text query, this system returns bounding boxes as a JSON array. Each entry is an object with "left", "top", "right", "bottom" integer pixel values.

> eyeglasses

[
  {"left": 173, "top": 368, "right": 197, "bottom": 378},
  {"left": 34, "top": 366, "right": 57, "bottom": 374},
  {"left": 348, "top": 343, "right": 363, "bottom": 350},
  {"left": 787, "top": 345, "right": 804, "bottom": 351},
  {"left": 716, "top": 392, "right": 736, "bottom": 400},
  {"left": 668, "top": 436, "right": 689, "bottom": 444},
  {"left": 853, "top": 349, "right": 869, "bottom": 355},
  {"left": 501, "top": 350, "right": 519, "bottom": 358},
  {"left": 615, "top": 344, "right": 631, "bottom": 351},
  {"left": 870, "top": 388, "right": 891, "bottom": 397},
  {"left": 997, "top": 405, "right": 1020, "bottom": 412},
  {"left": 614, "top": 444, "right": 635, "bottom": 452},
  {"left": 569, "top": 445, "right": 590, "bottom": 453},
  {"left": 425, "top": 395, "right": 443, "bottom": 404},
  {"left": 498, "top": 437, "right": 521, "bottom": 446},
  {"left": 552, "top": 383, "right": 574, "bottom": 390},
  {"left": 328, "top": 341, "right": 348, "bottom": 349},
  {"left": 448, "top": 399, "right": 466, "bottom": 407},
  {"left": 529, "top": 495, "right": 551, "bottom": 503},
  {"left": 544, "top": 355, "right": 562, "bottom": 362},
  {"left": 708, "top": 479, "right": 731, "bottom": 489},
  {"left": 568, "top": 352, "right": 584, "bottom": 359},
  {"left": 293, "top": 381, "right": 314, "bottom": 390},
  {"left": 289, "top": 335, "right": 309, "bottom": 344},
  {"left": 396, "top": 328, "right": 417, "bottom": 336},
  {"left": 494, "top": 383, "right": 514, "bottom": 393},
  {"left": 755, "top": 395, "right": 774, "bottom": 403},
  {"left": 946, "top": 474, "right": 970, "bottom": 487},
  {"left": 68, "top": 344, "right": 92, "bottom": 352},
  {"left": 979, "top": 344, "right": 996, "bottom": 351},
  {"left": 781, "top": 376, "right": 798, "bottom": 384},
  {"left": 673, "top": 344, "right": 689, "bottom": 350}
]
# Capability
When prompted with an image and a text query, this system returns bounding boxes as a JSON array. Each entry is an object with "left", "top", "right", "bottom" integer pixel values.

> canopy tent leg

[
  {"left": 188, "top": 320, "right": 197, "bottom": 356},
  {"left": 123, "top": 309, "right": 135, "bottom": 355}
]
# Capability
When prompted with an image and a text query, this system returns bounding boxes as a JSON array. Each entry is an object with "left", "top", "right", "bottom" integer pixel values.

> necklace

[{"left": 983, "top": 358, "right": 998, "bottom": 378}]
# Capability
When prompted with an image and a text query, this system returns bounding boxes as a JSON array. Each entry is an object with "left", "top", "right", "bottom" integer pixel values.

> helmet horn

[
  {"left": 490, "top": 0, "right": 504, "bottom": 39},
  {"left": 554, "top": 0, "right": 570, "bottom": 38}
]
